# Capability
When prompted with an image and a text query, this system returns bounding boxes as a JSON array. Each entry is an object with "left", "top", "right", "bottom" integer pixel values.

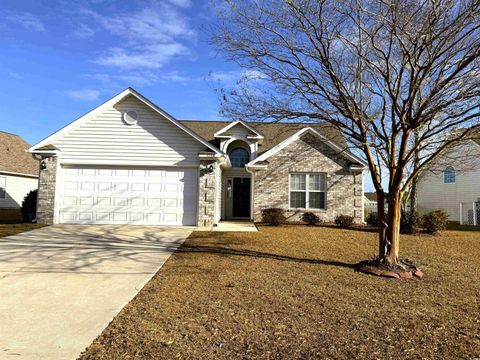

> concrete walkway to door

[
  {"left": 213, "top": 221, "right": 258, "bottom": 232},
  {"left": 0, "top": 225, "right": 193, "bottom": 360}
]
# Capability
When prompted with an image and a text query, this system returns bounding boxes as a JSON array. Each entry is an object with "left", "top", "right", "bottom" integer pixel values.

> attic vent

[{"left": 123, "top": 110, "right": 139, "bottom": 125}]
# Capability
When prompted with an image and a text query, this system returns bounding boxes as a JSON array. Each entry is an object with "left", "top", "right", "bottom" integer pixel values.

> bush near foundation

[{"left": 261, "top": 208, "right": 286, "bottom": 226}]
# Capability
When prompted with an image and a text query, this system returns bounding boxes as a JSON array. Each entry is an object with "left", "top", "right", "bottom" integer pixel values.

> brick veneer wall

[
  {"left": 36, "top": 156, "right": 58, "bottom": 224},
  {"left": 197, "top": 160, "right": 218, "bottom": 227},
  {"left": 252, "top": 133, "right": 363, "bottom": 223}
]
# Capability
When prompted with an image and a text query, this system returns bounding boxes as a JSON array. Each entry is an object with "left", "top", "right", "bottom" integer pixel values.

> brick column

[
  {"left": 197, "top": 160, "right": 217, "bottom": 227},
  {"left": 36, "top": 156, "right": 58, "bottom": 225}
]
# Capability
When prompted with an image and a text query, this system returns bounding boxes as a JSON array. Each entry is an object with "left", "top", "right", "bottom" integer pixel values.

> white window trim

[
  {"left": 289, "top": 173, "right": 327, "bottom": 210},
  {"left": 0, "top": 176, "right": 6, "bottom": 200}
]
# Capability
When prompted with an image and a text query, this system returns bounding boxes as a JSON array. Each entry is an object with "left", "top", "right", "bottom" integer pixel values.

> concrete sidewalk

[{"left": 0, "top": 225, "right": 192, "bottom": 360}]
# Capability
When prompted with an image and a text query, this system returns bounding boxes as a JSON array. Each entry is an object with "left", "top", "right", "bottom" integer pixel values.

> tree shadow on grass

[{"left": 178, "top": 244, "right": 356, "bottom": 270}]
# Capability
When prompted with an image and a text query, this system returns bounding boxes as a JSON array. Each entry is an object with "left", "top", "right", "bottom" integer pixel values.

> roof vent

[{"left": 123, "top": 110, "right": 139, "bottom": 125}]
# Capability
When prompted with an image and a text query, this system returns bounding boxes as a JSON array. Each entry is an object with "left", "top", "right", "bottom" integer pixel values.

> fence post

[
  {"left": 474, "top": 202, "right": 478, "bottom": 226},
  {"left": 460, "top": 203, "right": 463, "bottom": 225}
]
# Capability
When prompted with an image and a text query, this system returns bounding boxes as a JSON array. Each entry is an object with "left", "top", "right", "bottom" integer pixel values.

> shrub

[
  {"left": 21, "top": 189, "right": 37, "bottom": 223},
  {"left": 261, "top": 208, "right": 286, "bottom": 226},
  {"left": 301, "top": 212, "right": 320, "bottom": 225},
  {"left": 422, "top": 209, "right": 448, "bottom": 234},
  {"left": 366, "top": 212, "right": 378, "bottom": 227},
  {"left": 400, "top": 210, "right": 420, "bottom": 234},
  {"left": 335, "top": 214, "right": 354, "bottom": 228}
]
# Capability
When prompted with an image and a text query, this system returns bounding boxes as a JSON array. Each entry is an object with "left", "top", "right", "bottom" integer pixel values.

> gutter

[{"left": 0, "top": 170, "right": 38, "bottom": 179}]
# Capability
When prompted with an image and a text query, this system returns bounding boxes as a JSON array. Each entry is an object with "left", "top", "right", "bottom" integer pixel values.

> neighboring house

[
  {"left": 0, "top": 131, "right": 39, "bottom": 220},
  {"left": 29, "top": 88, "right": 366, "bottom": 227},
  {"left": 363, "top": 192, "right": 389, "bottom": 214},
  {"left": 364, "top": 192, "right": 378, "bottom": 214},
  {"left": 418, "top": 136, "right": 480, "bottom": 224}
]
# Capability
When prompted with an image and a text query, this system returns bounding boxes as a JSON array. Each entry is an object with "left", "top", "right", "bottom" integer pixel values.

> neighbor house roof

[
  {"left": 180, "top": 120, "right": 348, "bottom": 156},
  {"left": 0, "top": 131, "right": 38, "bottom": 176},
  {"left": 364, "top": 192, "right": 378, "bottom": 202},
  {"left": 471, "top": 129, "right": 480, "bottom": 147}
]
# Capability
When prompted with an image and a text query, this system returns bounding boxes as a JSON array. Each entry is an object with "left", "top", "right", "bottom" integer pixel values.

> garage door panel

[{"left": 59, "top": 166, "right": 198, "bottom": 225}]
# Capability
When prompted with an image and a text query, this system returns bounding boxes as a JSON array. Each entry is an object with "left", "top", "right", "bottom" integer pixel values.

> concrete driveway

[{"left": 0, "top": 225, "right": 193, "bottom": 360}]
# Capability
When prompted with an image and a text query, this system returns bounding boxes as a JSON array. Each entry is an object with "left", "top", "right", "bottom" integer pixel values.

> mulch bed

[
  {"left": 356, "top": 257, "right": 423, "bottom": 279},
  {"left": 80, "top": 226, "right": 480, "bottom": 359}
]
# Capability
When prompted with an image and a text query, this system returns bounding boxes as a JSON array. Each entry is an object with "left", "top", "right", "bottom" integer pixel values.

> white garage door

[{"left": 58, "top": 166, "right": 198, "bottom": 225}]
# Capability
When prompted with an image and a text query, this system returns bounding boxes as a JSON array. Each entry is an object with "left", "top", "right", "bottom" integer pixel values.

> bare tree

[{"left": 212, "top": 0, "right": 480, "bottom": 264}]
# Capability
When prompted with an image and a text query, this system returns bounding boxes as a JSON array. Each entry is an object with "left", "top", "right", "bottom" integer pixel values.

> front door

[{"left": 226, "top": 177, "right": 251, "bottom": 218}]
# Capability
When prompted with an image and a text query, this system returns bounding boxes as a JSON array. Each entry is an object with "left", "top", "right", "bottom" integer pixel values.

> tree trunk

[
  {"left": 409, "top": 130, "right": 420, "bottom": 223},
  {"left": 376, "top": 191, "right": 387, "bottom": 259},
  {"left": 383, "top": 191, "right": 403, "bottom": 265}
]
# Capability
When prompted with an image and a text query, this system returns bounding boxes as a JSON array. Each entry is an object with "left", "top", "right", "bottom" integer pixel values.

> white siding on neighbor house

[
  {"left": 53, "top": 95, "right": 206, "bottom": 166},
  {"left": 418, "top": 141, "right": 480, "bottom": 222},
  {"left": 0, "top": 173, "right": 38, "bottom": 209}
]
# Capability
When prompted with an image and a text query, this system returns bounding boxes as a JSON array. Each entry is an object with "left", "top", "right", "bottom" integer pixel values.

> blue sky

[{"left": 0, "top": 0, "right": 242, "bottom": 145}]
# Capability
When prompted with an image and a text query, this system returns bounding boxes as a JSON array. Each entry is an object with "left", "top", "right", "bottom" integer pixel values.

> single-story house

[
  {"left": 0, "top": 131, "right": 39, "bottom": 222},
  {"left": 29, "top": 88, "right": 366, "bottom": 227}
]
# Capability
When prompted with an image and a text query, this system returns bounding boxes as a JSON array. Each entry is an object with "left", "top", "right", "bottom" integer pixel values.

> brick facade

[
  {"left": 252, "top": 133, "right": 363, "bottom": 223},
  {"left": 197, "top": 160, "right": 218, "bottom": 227},
  {"left": 36, "top": 156, "right": 58, "bottom": 225}
]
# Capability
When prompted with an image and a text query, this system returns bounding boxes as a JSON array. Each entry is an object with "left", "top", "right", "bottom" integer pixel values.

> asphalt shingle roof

[
  {"left": 0, "top": 131, "right": 38, "bottom": 176},
  {"left": 179, "top": 120, "right": 348, "bottom": 156}
]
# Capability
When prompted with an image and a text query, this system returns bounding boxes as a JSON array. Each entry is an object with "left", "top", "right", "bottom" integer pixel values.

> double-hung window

[
  {"left": 289, "top": 173, "right": 326, "bottom": 209},
  {"left": 0, "top": 176, "right": 6, "bottom": 200}
]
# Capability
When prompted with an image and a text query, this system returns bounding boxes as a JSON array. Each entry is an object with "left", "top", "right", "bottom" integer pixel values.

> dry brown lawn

[
  {"left": 81, "top": 226, "right": 480, "bottom": 360},
  {"left": 0, "top": 224, "right": 45, "bottom": 238}
]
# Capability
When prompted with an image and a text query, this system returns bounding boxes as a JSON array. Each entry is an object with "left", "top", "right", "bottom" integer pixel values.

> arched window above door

[{"left": 229, "top": 147, "right": 250, "bottom": 168}]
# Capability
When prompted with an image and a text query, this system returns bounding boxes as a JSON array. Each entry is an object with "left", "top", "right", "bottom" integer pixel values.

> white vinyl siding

[
  {"left": 418, "top": 141, "right": 480, "bottom": 222},
  {"left": 58, "top": 166, "right": 198, "bottom": 225},
  {"left": 53, "top": 95, "right": 206, "bottom": 166},
  {"left": 0, "top": 173, "right": 38, "bottom": 209},
  {"left": 289, "top": 173, "right": 326, "bottom": 210}
]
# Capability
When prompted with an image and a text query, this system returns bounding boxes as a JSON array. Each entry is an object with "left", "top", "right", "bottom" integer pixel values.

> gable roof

[
  {"left": 0, "top": 131, "right": 38, "bottom": 177},
  {"left": 180, "top": 120, "right": 349, "bottom": 156},
  {"left": 246, "top": 127, "right": 367, "bottom": 167},
  {"left": 29, "top": 88, "right": 223, "bottom": 156},
  {"left": 213, "top": 120, "right": 264, "bottom": 139}
]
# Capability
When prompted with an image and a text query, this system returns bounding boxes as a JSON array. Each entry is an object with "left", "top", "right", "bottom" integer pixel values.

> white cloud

[
  {"left": 160, "top": 70, "right": 190, "bottom": 83},
  {"left": 208, "top": 69, "right": 267, "bottom": 84},
  {"left": 89, "top": 70, "right": 191, "bottom": 87},
  {"left": 5, "top": 12, "right": 46, "bottom": 32},
  {"left": 95, "top": 43, "right": 189, "bottom": 69},
  {"left": 66, "top": 89, "right": 100, "bottom": 101},
  {"left": 87, "top": 5, "right": 195, "bottom": 43},
  {"left": 8, "top": 72, "right": 22, "bottom": 79},
  {"left": 73, "top": 23, "right": 95, "bottom": 38},
  {"left": 84, "top": 3, "right": 196, "bottom": 71},
  {"left": 166, "top": 0, "right": 192, "bottom": 8}
]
